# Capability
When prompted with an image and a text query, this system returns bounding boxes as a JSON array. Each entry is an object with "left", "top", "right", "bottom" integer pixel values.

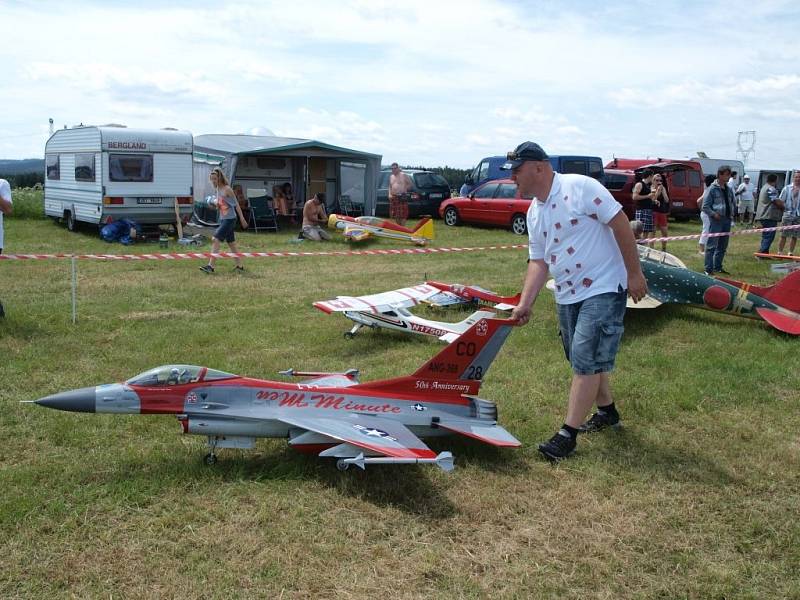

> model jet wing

[
  {"left": 276, "top": 413, "right": 437, "bottom": 459},
  {"left": 314, "top": 283, "right": 442, "bottom": 314}
]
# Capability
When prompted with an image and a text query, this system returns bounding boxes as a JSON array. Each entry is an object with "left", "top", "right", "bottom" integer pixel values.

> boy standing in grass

[
  {"left": 0, "top": 178, "right": 12, "bottom": 317},
  {"left": 506, "top": 142, "right": 647, "bottom": 461}
]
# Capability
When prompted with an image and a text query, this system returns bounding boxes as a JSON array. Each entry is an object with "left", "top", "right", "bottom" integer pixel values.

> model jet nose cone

[{"left": 35, "top": 386, "right": 96, "bottom": 413}]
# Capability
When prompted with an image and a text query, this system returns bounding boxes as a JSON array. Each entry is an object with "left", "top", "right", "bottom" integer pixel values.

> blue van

[{"left": 459, "top": 154, "right": 605, "bottom": 196}]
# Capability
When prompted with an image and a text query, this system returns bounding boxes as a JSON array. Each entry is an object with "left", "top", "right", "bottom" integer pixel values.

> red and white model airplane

[
  {"left": 328, "top": 214, "right": 434, "bottom": 245},
  {"left": 314, "top": 281, "right": 521, "bottom": 341},
  {"left": 29, "top": 317, "right": 522, "bottom": 472}
]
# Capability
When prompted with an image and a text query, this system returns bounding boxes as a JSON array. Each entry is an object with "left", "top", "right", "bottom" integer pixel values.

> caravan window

[
  {"left": 110, "top": 154, "right": 154, "bottom": 182},
  {"left": 46, "top": 154, "right": 60, "bottom": 180},
  {"left": 75, "top": 153, "right": 96, "bottom": 182}
]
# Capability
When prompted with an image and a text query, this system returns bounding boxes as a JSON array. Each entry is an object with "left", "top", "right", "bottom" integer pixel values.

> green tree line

[
  {"left": 403, "top": 165, "right": 472, "bottom": 190},
  {"left": 0, "top": 171, "right": 45, "bottom": 188}
]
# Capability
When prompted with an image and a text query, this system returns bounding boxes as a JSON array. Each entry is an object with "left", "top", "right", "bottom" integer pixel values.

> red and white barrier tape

[
  {"left": 0, "top": 244, "right": 527, "bottom": 261},
  {"left": 2, "top": 224, "right": 799, "bottom": 262},
  {"left": 641, "top": 222, "right": 800, "bottom": 244}
]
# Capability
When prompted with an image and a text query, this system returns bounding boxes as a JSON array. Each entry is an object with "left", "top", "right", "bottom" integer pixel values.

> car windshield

[
  {"left": 126, "top": 365, "right": 235, "bottom": 386},
  {"left": 413, "top": 173, "right": 448, "bottom": 187}
]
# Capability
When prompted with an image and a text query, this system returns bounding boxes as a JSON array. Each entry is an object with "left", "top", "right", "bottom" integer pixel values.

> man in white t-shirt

[
  {"left": 735, "top": 174, "right": 755, "bottom": 225},
  {"left": 0, "top": 178, "right": 13, "bottom": 318},
  {"left": 506, "top": 142, "right": 647, "bottom": 461}
]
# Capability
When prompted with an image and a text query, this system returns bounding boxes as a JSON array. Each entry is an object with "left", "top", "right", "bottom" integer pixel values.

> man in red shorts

[{"left": 388, "top": 162, "right": 413, "bottom": 226}]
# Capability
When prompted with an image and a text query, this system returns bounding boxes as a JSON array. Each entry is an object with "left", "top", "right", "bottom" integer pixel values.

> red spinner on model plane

[{"left": 28, "top": 317, "right": 522, "bottom": 472}]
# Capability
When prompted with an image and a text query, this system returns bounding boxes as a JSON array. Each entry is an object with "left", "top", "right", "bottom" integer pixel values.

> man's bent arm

[
  {"left": 0, "top": 197, "right": 11, "bottom": 215},
  {"left": 511, "top": 258, "right": 549, "bottom": 325},
  {"left": 607, "top": 211, "right": 647, "bottom": 302}
]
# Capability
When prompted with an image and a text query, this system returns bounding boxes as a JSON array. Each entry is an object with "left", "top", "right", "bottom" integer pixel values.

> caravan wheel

[{"left": 65, "top": 211, "right": 77, "bottom": 232}]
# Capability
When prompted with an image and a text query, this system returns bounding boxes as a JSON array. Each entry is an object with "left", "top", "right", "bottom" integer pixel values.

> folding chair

[
  {"left": 247, "top": 194, "right": 279, "bottom": 233},
  {"left": 339, "top": 194, "right": 363, "bottom": 217}
]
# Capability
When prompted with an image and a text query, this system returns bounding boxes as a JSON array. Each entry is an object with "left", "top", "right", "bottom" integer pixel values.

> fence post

[{"left": 71, "top": 256, "right": 77, "bottom": 324}]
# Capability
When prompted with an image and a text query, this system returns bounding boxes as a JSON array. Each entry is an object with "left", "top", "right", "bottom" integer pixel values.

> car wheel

[
  {"left": 444, "top": 206, "right": 460, "bottom": 226},
  {"left": 511, "top": 214, "right": 527, "bottom": 235}
]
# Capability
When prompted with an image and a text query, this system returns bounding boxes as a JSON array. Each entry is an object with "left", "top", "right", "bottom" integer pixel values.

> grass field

[{"left": 1, "top": 192, "right": 798, "bottom": 599}]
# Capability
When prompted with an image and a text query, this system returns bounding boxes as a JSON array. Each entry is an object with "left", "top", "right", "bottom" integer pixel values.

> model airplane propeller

[
  {"left": 314, "top": 281, "right": 521, "bottom": 341},
  {"left": 28, "top": 317, "right": 522, "bottom": 471},
  {"left": 328, "top": 214, "right": 434, "bottom": 245}
]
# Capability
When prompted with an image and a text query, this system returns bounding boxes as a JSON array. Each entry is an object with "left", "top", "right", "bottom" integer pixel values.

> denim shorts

[
  {"left": 557, "top": 289, "right": 627, "bottom": 375},
  {"left": 214, "top": 218, "right": 236, "bottom": 243}
]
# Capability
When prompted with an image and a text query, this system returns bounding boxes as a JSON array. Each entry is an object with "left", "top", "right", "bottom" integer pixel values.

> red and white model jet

[
  {"left": 29, "top": 317, "right": 522, "bottom": 472},
  {"left": 314, "top": 282, "right": 521, "bottom": 341}
]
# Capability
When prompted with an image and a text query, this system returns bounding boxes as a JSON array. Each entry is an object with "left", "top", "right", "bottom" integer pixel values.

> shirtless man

[
  {"left": 302, "top": 192, "right": 331, "bottom": 241},
  {"left": 388, "top": 162, "right": 413, "bottom": 225}
]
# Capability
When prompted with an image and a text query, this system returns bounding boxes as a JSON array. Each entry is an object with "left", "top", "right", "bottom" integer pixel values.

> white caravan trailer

[{"left": 44, "top": 126, "right": 193, "bottom": 230}]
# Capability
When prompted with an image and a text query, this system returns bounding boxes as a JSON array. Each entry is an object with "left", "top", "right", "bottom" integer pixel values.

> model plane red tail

[
  {"left": 427, "top": 281, "right": 522, "bottom": 307},
  {"left": 720, "top": 270, "right": 800, "bottom": 313},
  {"left": 353, "top": 316, "right": 518, "bottom": 398}
]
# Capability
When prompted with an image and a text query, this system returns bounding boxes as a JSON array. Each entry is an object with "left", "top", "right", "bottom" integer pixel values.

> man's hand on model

[
  {"left": 511, "top": 304, "right": 532, "bottom": 325},
  {"left": 628, "top": 271, "right": 648, "bottom": 303}
]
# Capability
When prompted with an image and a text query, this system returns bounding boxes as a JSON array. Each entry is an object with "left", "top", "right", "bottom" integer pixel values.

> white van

[
  {"left": 691, "top": 157, "right": 746, "bottom": 189},
  {"left": 44, "top": 125, "right": 193, "bottom": 231}
]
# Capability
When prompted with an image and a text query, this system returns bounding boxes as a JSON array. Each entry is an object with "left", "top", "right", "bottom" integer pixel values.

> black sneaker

[
  {"left": 718, "top": 268, "right": 731, "bottom": 275},
  {"left": 579, "top": 410, "right": 621, "bottom": 433},
  {"left": 704, "top": 270, "right": 714, "bottom": 276},
  {"left": 537, "top": 429, "right": 576, "bottom": 462},
  {"left": 233, "top": 265, "right": 244, "bottom": 272},
  {"left": 199, "top": 264, "right": 214, "bottom": 274}
]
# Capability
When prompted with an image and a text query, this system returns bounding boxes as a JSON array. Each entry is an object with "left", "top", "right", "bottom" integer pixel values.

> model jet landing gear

[
  {"left": 204, "top": 436, "right": 219, "bottom": 465},
  {"left": 344, "top": 323, "right": 362, "bottom": 340},
  {"left": 336, "top": 459, "right": 350, "bottom": 471}
]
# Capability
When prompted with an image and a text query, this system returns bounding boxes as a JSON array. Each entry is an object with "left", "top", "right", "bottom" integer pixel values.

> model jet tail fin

[
  {"left": 412, "top": 218, "right": 434, "bottom": 240},
  {"left": 415, "top": 316, "right": 517, "bottom": 381},
  {"left": 352, "top": 317, "right": 518, "bottom": 397},
  {"left": 437, "top": 310, "right": 498, "bottom": 343}
]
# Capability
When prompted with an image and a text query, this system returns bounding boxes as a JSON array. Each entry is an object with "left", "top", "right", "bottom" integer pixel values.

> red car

[{"left": 439, "top": 179, "right": 533, "bottom": 235}]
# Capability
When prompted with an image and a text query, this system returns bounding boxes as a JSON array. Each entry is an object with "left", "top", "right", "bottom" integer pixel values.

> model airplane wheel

[
  {"left": 203, "top": 453, "right": 218, "bottom": 466},
  {"left": 344, "top": 332, "right": 354, "bottom": 340},
  {"left": 336, "top": 459, "right": 350, "bottom": 471}
]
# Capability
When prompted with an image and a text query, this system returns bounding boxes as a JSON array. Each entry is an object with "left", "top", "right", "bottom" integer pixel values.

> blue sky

[{"left": 1, "top": 0, "right": 799, "bottom": 169}]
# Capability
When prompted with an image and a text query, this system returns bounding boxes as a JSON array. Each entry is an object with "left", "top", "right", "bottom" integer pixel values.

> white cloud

[{"left": 2, "top": 0, "right": 800, "bottom": 167}]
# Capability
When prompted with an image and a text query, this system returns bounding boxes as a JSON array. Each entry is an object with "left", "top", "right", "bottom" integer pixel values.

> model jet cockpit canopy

[{"left": 126, "top": 365, "right": 236, "bottom": 387}]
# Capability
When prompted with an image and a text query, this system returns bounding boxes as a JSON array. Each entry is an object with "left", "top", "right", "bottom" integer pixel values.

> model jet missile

[{"left": 29, "top": 317, "right": 522, "bottom": 471}]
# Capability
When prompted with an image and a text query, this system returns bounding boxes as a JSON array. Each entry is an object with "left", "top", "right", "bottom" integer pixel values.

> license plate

[
  {"left": 136, "top": 197, "right": 163, "bottom": 205},
  {"left": 430, "top": 193, "right": 443, "bottom": 199},
  {"left": 673, "top": 202, "right": 683, "bottom": 207}
]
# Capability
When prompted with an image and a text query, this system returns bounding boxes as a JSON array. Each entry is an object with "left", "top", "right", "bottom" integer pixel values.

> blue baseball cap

[{"left": 501, "top": 141, "right": 549, "bottom": 170}]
